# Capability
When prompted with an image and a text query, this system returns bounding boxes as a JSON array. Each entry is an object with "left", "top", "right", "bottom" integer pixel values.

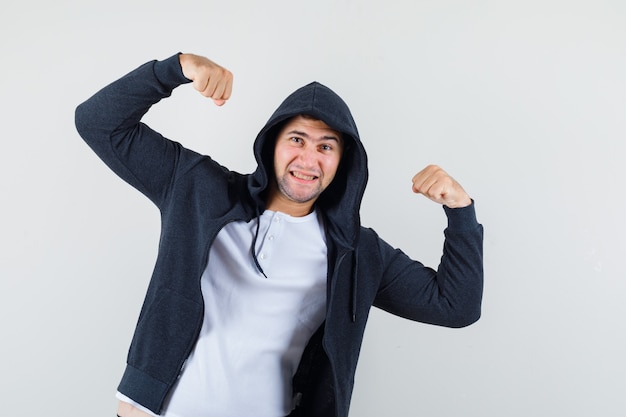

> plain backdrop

[{"left": 1, "top": 1, "right": 625, "bottom": 416}]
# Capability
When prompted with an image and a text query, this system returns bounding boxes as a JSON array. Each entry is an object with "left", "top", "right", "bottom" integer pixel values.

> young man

[{"left": 75, "top": 53, "right": 483, "bottom": 417}]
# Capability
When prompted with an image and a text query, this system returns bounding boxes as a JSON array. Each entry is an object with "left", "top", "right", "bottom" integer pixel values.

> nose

[{"left": 297, "top": 145, "right": 317, "bottom": 167}]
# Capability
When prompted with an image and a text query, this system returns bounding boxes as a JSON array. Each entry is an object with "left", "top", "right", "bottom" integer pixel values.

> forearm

[
  {"left": 74, "top": 53, "right": 192, "bottom": 204},
  {"left": 437, "top": 202, "right": 484, "bottom": 326},
  {"left": 75, "top": 53, "right": 189, "bottom": 152},
  {"left": 374, "top": 202, "right": 483, "bottom": 328}
]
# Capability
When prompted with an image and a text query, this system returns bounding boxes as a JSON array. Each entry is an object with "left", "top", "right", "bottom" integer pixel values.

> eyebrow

[{"left": 286, "top": 130, "right": 342, "bottom": 143}]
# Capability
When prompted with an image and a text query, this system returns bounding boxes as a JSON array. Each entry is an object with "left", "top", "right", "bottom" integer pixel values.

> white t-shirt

[{"left": 118, "top": 210, "right": 327, "bottom": 417}]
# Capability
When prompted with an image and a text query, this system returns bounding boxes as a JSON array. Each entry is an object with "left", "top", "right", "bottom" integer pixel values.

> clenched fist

[
  {"left": 179, "top": 53, "right": 233, "bottom": 106},
  {"left": 412, "top": 165, "right": 472, "bottom": 208}
]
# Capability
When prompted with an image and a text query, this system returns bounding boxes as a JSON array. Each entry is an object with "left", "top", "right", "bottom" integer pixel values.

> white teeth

[{"left": 292, "top": 171, "right": 316, "bottom": 181}]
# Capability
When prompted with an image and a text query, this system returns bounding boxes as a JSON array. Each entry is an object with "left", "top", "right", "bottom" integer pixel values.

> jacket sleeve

[
  {"left": 373, "top": 202, "right": 483, "bottom": 328},
  {"left": 74, "top": 53, "right": 199, "bottom": 207}
]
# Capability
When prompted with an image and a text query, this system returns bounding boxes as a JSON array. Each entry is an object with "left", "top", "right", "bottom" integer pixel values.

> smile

[{"left": 291, "top": 171, "right": 319, "bottom": 181}]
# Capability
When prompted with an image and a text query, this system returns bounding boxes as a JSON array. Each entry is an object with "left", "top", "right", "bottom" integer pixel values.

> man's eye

[
  {"left": 320, "top": 144, "right": 332, "bottom": 151},
  {"left": 290, "top": 137, "right": 303, "bottom": 144}
]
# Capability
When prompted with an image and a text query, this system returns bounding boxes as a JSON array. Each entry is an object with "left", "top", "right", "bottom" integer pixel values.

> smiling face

[{"left": 266, "top": 115, "right": 343, "bottom": 216}]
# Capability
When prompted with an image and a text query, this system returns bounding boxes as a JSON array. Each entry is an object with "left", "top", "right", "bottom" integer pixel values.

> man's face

[{"left": 268, "top": 115, "right": 343, "bottom": 215}]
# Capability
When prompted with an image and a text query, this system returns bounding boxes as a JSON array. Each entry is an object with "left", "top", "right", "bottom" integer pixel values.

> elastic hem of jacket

[{"left": 117, "top": 364, "right": 169, "bottom": 415}]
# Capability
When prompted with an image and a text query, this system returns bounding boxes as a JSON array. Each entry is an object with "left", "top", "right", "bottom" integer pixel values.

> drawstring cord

[
  {"left": 251, "top": 206, "right": 268, "bottom": 278},
  {"left": 251, "top": 205, "right": 359, "bottom": 323},
  {"left": 351, "top": 249, "right": 358, "bottom": 322}
]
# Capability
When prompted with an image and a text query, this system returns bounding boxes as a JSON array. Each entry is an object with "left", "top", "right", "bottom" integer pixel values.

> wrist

[{"left": 446, "top": 194, "right": 472, "bottom": 209}]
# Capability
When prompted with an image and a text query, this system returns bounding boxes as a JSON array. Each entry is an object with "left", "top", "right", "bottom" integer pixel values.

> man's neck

[
  {"left": 265, "top": 184, "right": 316, "bottom": 217},
  {"left": 265, "top": 199, "right": 314, "bottom": 217}
]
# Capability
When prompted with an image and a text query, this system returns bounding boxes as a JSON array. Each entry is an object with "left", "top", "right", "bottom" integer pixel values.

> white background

[{"left": 1, "top": 1, "right": 625, "bottom": 416}]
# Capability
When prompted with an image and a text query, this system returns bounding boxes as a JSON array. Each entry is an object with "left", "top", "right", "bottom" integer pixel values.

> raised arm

[
  {"left": 374, "top": 165, "right": 483, "bottom": 328},
  {"left": 74, "top": 53, "right": 233, "bottom": 207}
]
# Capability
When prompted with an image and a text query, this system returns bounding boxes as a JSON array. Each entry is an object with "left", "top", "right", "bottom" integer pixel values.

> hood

[{"left": 248, "top": 81, "right": 368, "bottom": 249}]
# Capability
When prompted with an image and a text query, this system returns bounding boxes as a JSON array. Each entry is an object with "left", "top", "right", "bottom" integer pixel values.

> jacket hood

[{"left": 248, "top": 81, "right": 368, "bottom": 249}]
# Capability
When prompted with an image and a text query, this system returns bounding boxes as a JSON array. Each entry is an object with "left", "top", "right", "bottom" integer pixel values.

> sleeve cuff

[
  {"left": 443, "top": 200, "right": 480, "bottom": 231},
  {"left": 153, "top": 53, "right": 192, "bottom": 90}
]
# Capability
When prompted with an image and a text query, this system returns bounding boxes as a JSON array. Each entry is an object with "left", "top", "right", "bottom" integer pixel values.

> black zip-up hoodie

[{"left": 75, "top": 53, "right": 483, "bottom": 417}]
